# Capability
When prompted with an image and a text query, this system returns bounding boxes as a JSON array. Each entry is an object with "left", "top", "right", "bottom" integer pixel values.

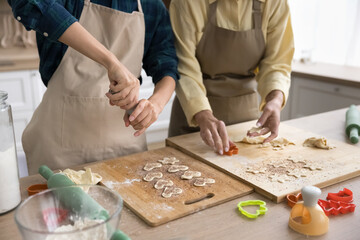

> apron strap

[
  {"left": 137, "top": 0, "right": 143, "bottom": 13},
  {"left": 209, "top": 1, "right": 218, "bottom": 25},
  {"left": 252, "top": 0, "right": 262, "bottom": 29},
  {"left": 83, "top": 0, "right": 90, "bottom": 6}
]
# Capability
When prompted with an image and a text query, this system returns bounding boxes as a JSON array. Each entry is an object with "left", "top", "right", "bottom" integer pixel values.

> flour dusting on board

[
  {"left": 103, "top": 179, "right": 141, "bottom": 189},
  {"left": 152, "top": 203, "right": 175, "bottom": 212}
]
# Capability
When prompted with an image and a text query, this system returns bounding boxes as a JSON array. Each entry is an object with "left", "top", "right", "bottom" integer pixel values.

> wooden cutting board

[
  {"left": 166, "top": 121, "right": 360, "bottom": 203},
  {"left": 87, "top": 147, "right": 252, "bottom": 226}
]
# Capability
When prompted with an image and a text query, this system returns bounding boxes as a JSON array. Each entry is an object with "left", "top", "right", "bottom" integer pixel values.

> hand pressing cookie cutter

[
  {"left": 318, "top": 199, "right": 356, "bottom": 216},
  {"left": 326, "top": 188, "right": 353, "bottom": 203},
  {"left": 237, "top": 200, "right": 267, "bottom": 219},
  {"left": 224, "top": 145, "right": 239, "bottom": 156},
  {"left": 286, "top": 192, "right": 302, "bottom": 208}
]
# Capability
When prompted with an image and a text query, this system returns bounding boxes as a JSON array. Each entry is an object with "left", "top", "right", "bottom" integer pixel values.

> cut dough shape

[
  {"left": 143, "top": 162, "right": 162, "bottom": 171},
  {"left": 238, "top": 136, "right": 295, "bottom": 150},
  {"left": 239, "top": 136, "right": 267, "bottom": 144},
  {"left": 246, "top": 167, "right": 266, "bottom": 174},
  {"left": 269, "top": 163, "right": 286, "bottom": 168},
  {"left": 143, "top": 172, "right": 163, "bottom": 182},
  {"left": 158, "top": 157, "right": 179, "bottom": 165},
  {"left": 154, "top": 179, "right": 174, "bottom": 189},
  {"left": 181, "top": 171, "right": 202, "bottom": 180},
  {"left": 303, "top": 137, "right": 334, "bottom": 150},
  {"left": 193, "top": 178, "right": 215, "bottom": 187},
  {"left": 270, "top": 137, "right": 295, "bottom": 147},
  {"left": 287, "top": 156, "right": 306, "bottom": 164},
  {"left": 286, "top": 170, "right": 307, "bottom": 178},
  {"left": 162, "top": 186, "right": 183, "bottom": 198},
  {"left": 268, "top": 174, "right": 291, "bottom": 183},
  {"left": 168, "top": 165, "right": 189, "bottom": 173},
  {"left": 303, "top": 164, "right": 322, "bottom": 171}
]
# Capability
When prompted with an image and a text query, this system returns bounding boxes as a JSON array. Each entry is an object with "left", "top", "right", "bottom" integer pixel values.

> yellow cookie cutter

[{"left": 237, "top": 200, "right": 268, "bottom": 219}]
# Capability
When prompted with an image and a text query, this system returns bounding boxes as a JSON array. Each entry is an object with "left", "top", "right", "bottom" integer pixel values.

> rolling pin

[
  {"left": 39, "top": 165, "right": 130, "bottom": 240},
  {"left": 345, "top": 105, "right": 360, "bottom": 144}
]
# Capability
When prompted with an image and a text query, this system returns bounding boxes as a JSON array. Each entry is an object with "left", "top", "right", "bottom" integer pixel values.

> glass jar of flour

[{"left": 0, "top": 90, "right": 21, "bottom": 214}]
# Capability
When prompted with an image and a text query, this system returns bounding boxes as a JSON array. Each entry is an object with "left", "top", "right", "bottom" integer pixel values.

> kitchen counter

[
  {"left": 1, "top": 107, "right": 360, "bottom": 240},
  {"left": 292, "top": 61, "right": 360, "bottom": 88}
]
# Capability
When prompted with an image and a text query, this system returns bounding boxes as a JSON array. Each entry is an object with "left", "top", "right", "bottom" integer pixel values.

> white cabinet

[{"left": 281, "top": 76, "right": 360, "bottom": 120}]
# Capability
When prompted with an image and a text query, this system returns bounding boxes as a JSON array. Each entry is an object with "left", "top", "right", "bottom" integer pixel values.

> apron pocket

[
  {"left": 62, "top": 95, "right": 110, "bottom": 149},
  {"left": 208, "top": 92, "right": 260, "bottom": 126}
]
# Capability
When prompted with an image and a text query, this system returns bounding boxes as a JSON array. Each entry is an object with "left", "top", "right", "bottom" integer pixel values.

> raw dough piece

[
  {"left": 168, "top": 165, "right": 189, "bottom": 173},
  {"left": 162, "top": 186, "right": 183, "bottom": 198},
  {"left": 181, "top": 171, "right": 202, "bottom": 180},
  {"left": 270, "top": 137, "right": 295, "bottom": 147},
  {"left": 193, "top": 178, "right": 215, "bottom": 187},
  {"left": 239, "top": 136, "right": 267, "bottom": 144},
  {"left": 248, "top": 127, "right": 263, "bottom": 134},
  {"left": 154, "top": 179, "right": 174, "bottom": 189},
  {"left": 303, "top": 137, "right": 334, "bottom": 149},
  {"left": 61, "top": 168, "right": 102, "bottom": 185},
  {"left": 143, "top": 162, "right": 162, "bottom": 171},
  {"left": 303, "top": 163, "right": 322, "bottom": 171},
  {"left": 286, "top": 170, "right": 307, "bottom": 178},
  {"left": 143, "top": 172, "right": 163, "bottom": 182},
  {"left": 158, "top": 157, "right": 179, "bottom": 165}
]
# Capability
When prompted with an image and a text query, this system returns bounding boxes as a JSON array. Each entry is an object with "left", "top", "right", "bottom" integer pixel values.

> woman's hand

[
  {"left": 124, "top": 98, "right": 161, "bottom": 136},
  {"left": 247, "top": 90, "right": 284, "bottom": 142},
  {"left": 105, "top": 61, "right": 140, "bottom": 110},
  {"left": 194, "top": 110, "right": 230, "bottom": 155}
]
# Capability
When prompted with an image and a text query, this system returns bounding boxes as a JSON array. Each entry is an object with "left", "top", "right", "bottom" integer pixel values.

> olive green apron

[
  {"left": 22, "top": 0, "right": 147, "bottom": 174},
  {"left": 169, "top": 0, "right": 265, "bottom": 137}
]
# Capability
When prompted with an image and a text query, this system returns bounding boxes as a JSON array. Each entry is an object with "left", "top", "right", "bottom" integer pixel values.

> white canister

[{"left": 0, "top": 90, "right": 21, "bottom": 214}]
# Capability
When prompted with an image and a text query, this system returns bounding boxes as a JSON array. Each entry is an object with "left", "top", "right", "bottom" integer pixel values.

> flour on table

[
  {"left": 162, "top": 186, "right": 183, "bottom": 198},
  {"left": 168, "top": 165, "right": 189, "bottom": 173},
  {"left": 143, "top": 162, "right": 162, "bottom": 171},
  {"left": 193, "top": 178, "right": 215, "bottom": 187},
  {"left": 303, "top": 137, "right": 335, "bottom": 150},
  {"left": 143, "top": 172, "right": 163, "bottom": 182},
  {"left": 181, "top": 171, "right": 202, "bottom": 180},
  {"left": 158, "top": 157, "right": 179, "bottom": 165},
  {"left": 154, "top": 179, "right": 174, "bottom": 189},
  {"left": 269, "top": 163, "right": 286, "bottom": 168}
]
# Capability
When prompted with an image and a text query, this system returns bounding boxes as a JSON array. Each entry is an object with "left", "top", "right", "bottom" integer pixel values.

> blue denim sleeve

[
  {"left": 7, "top": 0, "right": 77, "bottom": 41},
  {"left": 142, "top": 1, "right": 179, "bottom": 84}
]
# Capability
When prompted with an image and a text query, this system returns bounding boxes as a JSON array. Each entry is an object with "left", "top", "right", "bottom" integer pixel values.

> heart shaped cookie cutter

[
  {"left": 224, "top": 145, "right": 239, "bottom": 156},
  {"left": 286, "top": 192, "right": 302, "bottom": 208},
  {"left": 237, "top": 200, "right": 267, "bottom": 218},
  {"left": 326, "top": 188, "right": 353, "bottom": 203}
]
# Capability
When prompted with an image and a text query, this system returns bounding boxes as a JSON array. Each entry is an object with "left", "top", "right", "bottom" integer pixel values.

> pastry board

[
  {"left": 166, "top": 121, "right": 360, "bottom": 203},
  {"left": 87, "top": 147, "right": 253, "bottom": 226}
]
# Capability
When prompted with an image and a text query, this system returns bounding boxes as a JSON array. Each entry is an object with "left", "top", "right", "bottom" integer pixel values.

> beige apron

[
  {"left": 22, "top": 0, "right": 147, "bottom": 174},
  {"left": 169, "top": 0, "right": 266, "bottom": 137}
]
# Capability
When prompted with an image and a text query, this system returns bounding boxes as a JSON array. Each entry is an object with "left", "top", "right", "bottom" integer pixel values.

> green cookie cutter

[{"left": 237, "top": 200, "right": 268, "bottom": 219}]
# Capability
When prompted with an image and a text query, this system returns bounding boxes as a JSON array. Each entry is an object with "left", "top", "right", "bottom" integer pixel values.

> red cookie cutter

[
  {"left": 318, "top": 199, "right": 356, "bottom": 216},
  {"left": 224, "top": 145, "right": 239, "bottom": 156},
  {"left": 326, "top": 188, "right": 353, "bottom": 203},
  {"left": 286, "top": 192, "right": 302, "bottom": 208}
]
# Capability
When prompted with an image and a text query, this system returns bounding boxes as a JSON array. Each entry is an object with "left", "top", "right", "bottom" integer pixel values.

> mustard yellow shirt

[{"left": 170, "top": 0, "right": 294, "bottom": 126}]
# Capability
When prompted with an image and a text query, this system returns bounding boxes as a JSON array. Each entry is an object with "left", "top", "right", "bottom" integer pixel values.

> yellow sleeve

[
  {"left": 169, "top": 0, "right": 211, "bottom": 127},
  {"left": 257, "top": 0, "right": 295, "bottom": 110}
]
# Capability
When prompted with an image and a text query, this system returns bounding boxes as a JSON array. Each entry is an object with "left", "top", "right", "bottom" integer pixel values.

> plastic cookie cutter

[
  {"left": 237, "top": 200, "right": 267, "bottom": 219},
  {"left": 224, "top": 145, "right": 239, "bottom": 156},
  {"left": 27, "top": 183, "right": 48, "bottom": 196},
  {"left": 318, "top": 199, "right": 356, "bottom": 216},
  {"left": 326, "top": 188, "right": 353, "bottom": 203},
  {"left": 286, "top": 192, "right": 303, "bottom": 208}
]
